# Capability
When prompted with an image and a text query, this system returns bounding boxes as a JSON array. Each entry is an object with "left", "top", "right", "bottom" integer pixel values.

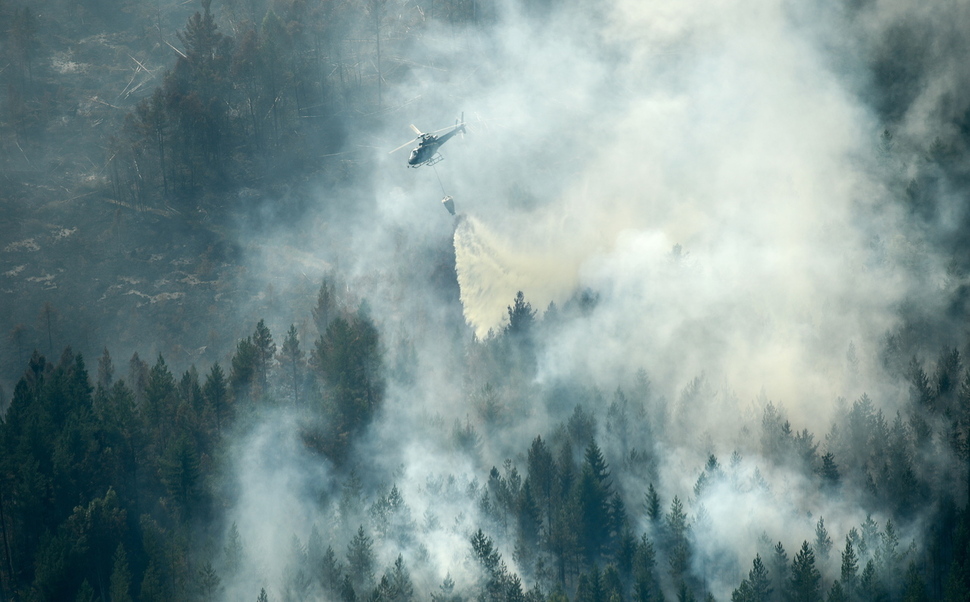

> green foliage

[
  {"left": 747, "top": 554, "right": 772, "bottom": 602},
  {"left": 818, "top": 452, "right": 840, "bottom": 488},
  {"left": 814, "top": 517, "right": 833, "bottom": 561},
  {"left": 109, "top": 544, "right": 133, "bottom": 602},
  {"left": 347, "top": 525, "right": 375, "bottom": 593},
  {"left": 789, "top": 541, "right": 822, "bottom": 602},
  {"left": 381, "top": 555, "right": 414, "bottom": 602},
  {"left": 313, "top": 276, "right": 340, "bottom": 335},
  {"left": 204, "top": 363, "right": 230, "bottom": 432},
  {"left": 310, "top": 308, "right": 385, "bottom": 463},
  {"left": 140, "top": 560, "right": 166, "bottom": 602},
  {"left": 901, "top": 562, "right": 928, "bottom": 602},
  {"left": 770, "top": 541, "right": 789, "bottom": 598},
  {"left": 826, "top": 580, "right": 847, "bottom": 602},
  {"left": 505, "top": 291, "right": 536, "bottom": 337},
  {"left": 5, "top": 255, "right": 970, "bottom": 602},
  {"left": 75, "top": 579, "right": 96, "bottom": 602},
  {"left": 231, "top": 336, "right": 260, "bottom": 402},
  {"left": 527, "top": 435, "right": 556, "bottom": 517},
  {"left": 644, "top": 483, "right": 662, "bottom": 524},
  {"left": 224, "top": 521, "right": 244, "bottom": 577},
  {"left": 144, "top": 355, "right": 179, "bottom": 449},
  {"left": 431, "top": 573, "right": 461, "bottom": 602},
  {"left": 908, "top": 357, "right": 934, "bottom": 409},
  {"left": 575, "top": 565, "right": 604, "bottom": 602},
  {"left": 159, "top": 434, "right": 202, "bottom": 519},
  {"left": 575, "top": 441, "right": 614, "bottom": 562},
  {"left": 252, "top": 319, "right": 276, "bottom": 392},
  {"left": 840, "top": 536, "right": 859, "bottom": 597},
  {"left": 280, "top": 324, "right": 304, "bottom": 405}
]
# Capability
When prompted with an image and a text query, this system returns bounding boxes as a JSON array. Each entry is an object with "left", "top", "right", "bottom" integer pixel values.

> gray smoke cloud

[
  {"left": 218, "top": 0, "right": 970, "bottom": 598},
  {"left": 412, "top": 0, "right": 918, "bottom": 427}
]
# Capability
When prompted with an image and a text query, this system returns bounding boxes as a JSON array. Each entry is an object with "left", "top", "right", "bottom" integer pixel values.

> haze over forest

[{"left": 3, "top": 0, "right": 970, "bottom": 601}]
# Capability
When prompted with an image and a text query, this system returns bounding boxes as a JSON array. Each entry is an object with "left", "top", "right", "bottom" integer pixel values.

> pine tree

[
  {"left": 159, "top": 434, "right": 202, "bottom": 518},
  {"left": 815, "top": 517, "right": 833, "bottom": 561},
  {"left": 178, "top": 366, "right": 205, "bottom": 423},
  {"left": 645, "top": 483, "right": 662, "bottom": 525},
  {"left": 748, "top": 554, "right": 772, "bottom": 602},
  {"left": 145, "top": 354, "right": 178, "bottom": 442},
  {"left": 252, "top": 319, "right": 276, "bottom": 392},
  {"left": 840, "top": 537, "right": 858, "bottom": 597},
  {"left": 517, "top": 480, "right": 542, "bottom": 551},
  {"left": 310, "top": 308, "right": 386, "bottom": 462},
  {"left": 471, "top": 529, "right": 514, "bottom": 601},
  {"left": 165, "top": 0, "right": 234, "bottom": 184},
  {"left": 313, "top": 276, "right": 339, "bottom": 334},
  {"left": 859, "top": 515, "right": 878, "bottom": 558},
  {"left": 859, "top": 559, "right": 885, "bottom": 601},
  {"left": 340, "top": 572, "right": 357, "bottom": 602},
  {"left": 789, "top": 541, "right": 821, "bottom": 602},
  {"left": 576, "top": 565, "right": 604, "bottom": 602},
  {"left": 431, "top": 573, "right": 460, "bottom": 602},
  {"left": 140, "top": 560, "right": 166, "bottom": 602},
  {"left": 471, "top": 528, "right": 501, "bottom": 574},
  {"left": 666, "top": 496, "right": 690, "bottom": 583},
  {"left": 632, "top": 535, "right": 659, "bottom": 602},
  {"left": 527, "top": 435, "right": 556, "bottom": 520},
  {"left": 204, "top": 363, "right": 230, "bottom": 432},
  {"left": 900, "top": 562, "right": 927, "bottom": 602},
  {"left": 110, "top": 544, "right": 133, "bottom": 602},
  {"left": 506, "top": 291, "right": 536, "bottom": 336},
  {"left": 387, "top": 554, "right": 414, "bottom": 602},
  {"left": 677, "top": 581, "right": 697, "bottom": 602},
  {"left": 770, "top": 542, "right": 789, "bottom": 600},
  {"left": 224, "top": 521, "right": 244, "bottom": 576},
  {"left": 819, "top": 452, "right": 840, "bottom": 488},
  {"left": 75, "top": 579, "right": 96, "bottom": 602},
  {"left": 347, "top": 525, "right": 375, "bottom": 593},
  {"left": 231, "top": 336, "right": 259, "bottom": 402},
  {"left": 876, "top": 519, "right": 900, "bottom": 573},
  {"left": 320, "top": 544, "right": 344, "bottom": 595},
  {"left": 934, "top": 347, "right": 961, "bottom": 402},
  {"left": 907, "top": 356, "right": 934, "bottom": 408},
  {"left": 197, "top": 561, "right": 222, "bottom": 601},
  {"left": 279, "top": 324, "right": 304, "bottom": 405},
  {"left": 575, "top": 464, "right": 609, "bottom": 563},
  {"left": 732, "top": 580, "right": 754, "bottom": 602},
  {"left": 609, "top": 491, "right": 628, "bottom": 542},
  {"left": 826, "top": 580, "right": 847, "bottom": 602},
  {"left": 97, "top": 347, "right": 114, "bottom": 390},
  {"left": 666, "top": 496, "right": 688, "bottom": 542}
]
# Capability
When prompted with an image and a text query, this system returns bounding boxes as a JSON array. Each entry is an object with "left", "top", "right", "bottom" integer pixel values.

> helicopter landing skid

[{"left": 422, "top": 154, "right": 444, "bottom": 167}]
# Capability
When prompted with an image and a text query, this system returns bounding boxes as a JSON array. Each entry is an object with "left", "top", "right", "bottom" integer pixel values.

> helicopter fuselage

[{"left": 407, "top": 125, "right": 464, "bottom": 167}]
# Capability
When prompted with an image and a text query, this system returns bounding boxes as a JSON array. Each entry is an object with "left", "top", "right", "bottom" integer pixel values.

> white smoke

[
  {"left": 442, "top": 0, "right": 920, "bottom": 430},
  {"left": 219, "top": 0, "right": 967, "bottom": 598}
]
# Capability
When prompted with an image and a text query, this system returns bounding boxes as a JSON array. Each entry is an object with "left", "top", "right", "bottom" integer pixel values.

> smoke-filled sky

[
  {"left": 332, "top": 0, "right": 955, "bottom": 427},
  {"left": 227, "top": 0, "right": 970, "bottom": 598}
]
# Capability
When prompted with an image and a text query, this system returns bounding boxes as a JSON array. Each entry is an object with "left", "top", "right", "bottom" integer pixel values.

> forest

[
  {"left": 5, "top": 0, "right": 970, "bottom": 600},
  {"left": 3, "top": 282, "right": 970, "bottom": 602}
]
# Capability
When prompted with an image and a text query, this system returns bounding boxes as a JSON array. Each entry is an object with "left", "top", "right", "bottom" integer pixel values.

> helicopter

[{"left": 391, "top": 113, "right": 466, "bottom": 168}]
